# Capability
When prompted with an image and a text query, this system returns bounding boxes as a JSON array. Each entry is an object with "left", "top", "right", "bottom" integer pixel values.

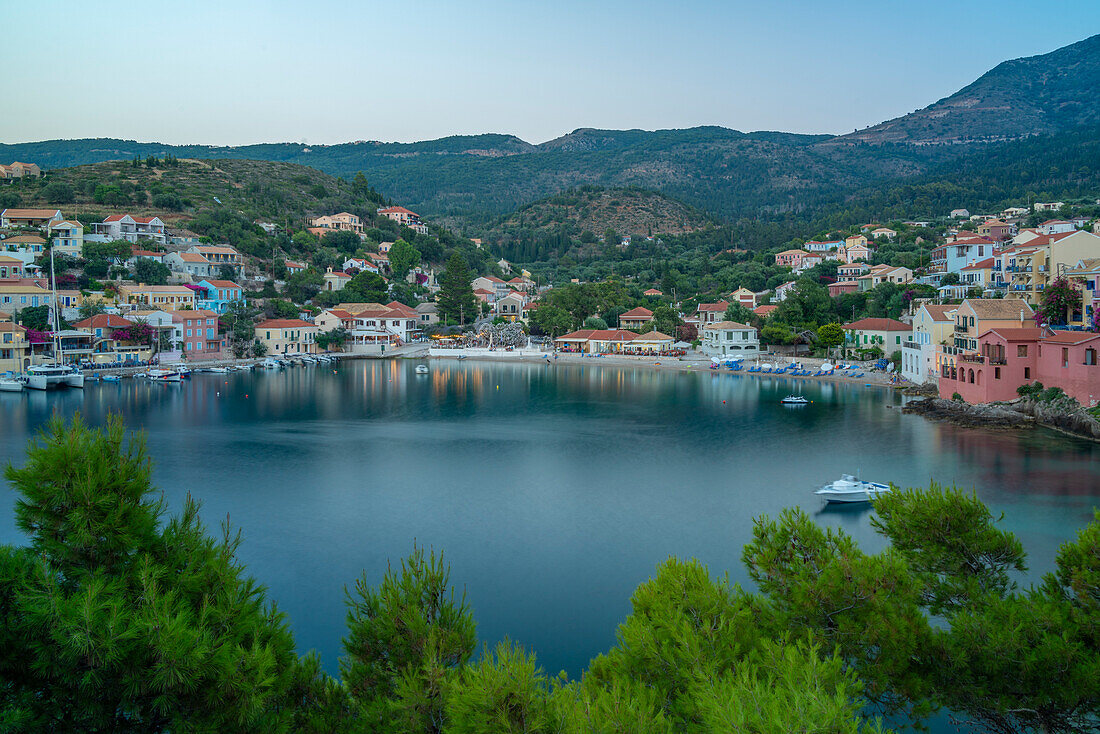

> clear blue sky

[{"left": 3, "top": 0, "right": 1098, "bottom": 146}]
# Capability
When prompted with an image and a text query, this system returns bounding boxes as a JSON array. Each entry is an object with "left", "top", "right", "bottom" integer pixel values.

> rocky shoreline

[{"left": 903, "top": 396, "right": 1100, "bottom": 441}]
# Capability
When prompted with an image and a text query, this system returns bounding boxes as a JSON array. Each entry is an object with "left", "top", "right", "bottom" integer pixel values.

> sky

[{"left": 2, "top": 0, "right": 1099, "bottom": 146}]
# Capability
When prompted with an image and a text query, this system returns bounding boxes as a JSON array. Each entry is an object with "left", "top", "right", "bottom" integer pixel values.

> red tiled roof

[
  {"left": 843, "top": 317, "right": 910, "bottom": 331},
  {"left": 753, "top": 305, "right": 778, "bottom": 315},
  {"left": 202, "top": 280, "right": 241, "bottom": 289},
  {"left": 961, "top": 258, "right": 995, "bottom": 270},
  {"left": 1044, "top": 330, "right": 1100, "bottom": 345},
  {"left": 697, "top": 301, "right": 730, "bottom": 312},
  {"left": 619, "top": 307, "right": 653, "bottom": 320},
  {"left": 384, "top": 301, "right": 418, "bottom": 318},
  {"left": 72, "top": 314, "right": 134, "bottom": 330},
  {"left": 256, "top": 319, "right": 313, "bottom": 329},
  {"left": 378, "top": 206, "right": 419, "bottom": 216}
]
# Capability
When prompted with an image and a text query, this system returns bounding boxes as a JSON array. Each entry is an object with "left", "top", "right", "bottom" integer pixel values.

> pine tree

[{"left": 437, "top": 252, "right": 477, "bottom": 325}]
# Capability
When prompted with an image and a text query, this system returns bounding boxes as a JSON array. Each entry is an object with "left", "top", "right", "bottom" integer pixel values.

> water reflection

[{"left": 0, "top": 359, "right": 1098, "bottom": 681}]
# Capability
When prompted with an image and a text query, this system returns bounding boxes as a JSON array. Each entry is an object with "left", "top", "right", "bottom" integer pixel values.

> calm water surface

[{"left": 1, "top": 359, "right": 1098, "bottom": 679}]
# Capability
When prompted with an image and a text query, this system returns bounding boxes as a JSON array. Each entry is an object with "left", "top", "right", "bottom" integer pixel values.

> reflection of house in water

[{"left": 931, "top": 424, "right": 1100, "bottom": 498}]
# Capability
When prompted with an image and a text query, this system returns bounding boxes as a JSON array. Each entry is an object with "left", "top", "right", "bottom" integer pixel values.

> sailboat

[{"left": 25, "top": 247, "right": 84, "bottom": 391}]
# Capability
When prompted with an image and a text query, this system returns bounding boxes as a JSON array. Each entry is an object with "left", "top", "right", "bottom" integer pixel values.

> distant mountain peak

[{"left": 828, "top": 33, "right": 1100, "bottom": 146}]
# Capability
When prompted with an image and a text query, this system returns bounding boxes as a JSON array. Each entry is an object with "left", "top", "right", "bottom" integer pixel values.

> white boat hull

[
  {"left": 0, "top": 380, "right": 23, "bottom": 392},
  {"left": 815, "top": 475, "right": 891, "bottom": 504},
  {"left": 25, "top": 368, "right": 84, "bottom": 390}
]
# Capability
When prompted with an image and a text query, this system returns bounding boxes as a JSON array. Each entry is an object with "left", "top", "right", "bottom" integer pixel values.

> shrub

[{"left": 951, "top": 392, "right": 964, "bottom": 402}]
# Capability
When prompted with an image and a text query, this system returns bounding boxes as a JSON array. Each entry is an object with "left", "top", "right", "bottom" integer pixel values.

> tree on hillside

[
  {"left": 816, "top": 322, "right": 845, "bottom": 350},
  {"left": 723, "top": 303, "right": 755, "bottom": 324},
  {"left": 438, "top": 253, "right": 477, "bottom": 324},
  {"left": 343, "top": 271, "right": 388, "bottom": 304},
  {"left": 133, "top": 258, "right": 171, "bottom": 286},
  {"left": 283, "top": 269, "right": 324, "bottom": 304},
  {"left": 528, "top": 305, "right": 572, "bottom": 339},
  {"left": 324, "top": 229, "right": 361, "bottom": 255},
  {"left": 651, "top": 305, "right": 682, "bottom": 336},
  {"left": 388, "top": 239, "right": 421, "bottom": 281}
]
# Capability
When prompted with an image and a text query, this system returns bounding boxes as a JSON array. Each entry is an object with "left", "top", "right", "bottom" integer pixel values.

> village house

[
  {"left": 472, "top": 275, "right": 508, "bottom": 299},
  {"left": 753, "top": 304, "right": 778, "bottom": 318},
  {"left": 91, "top": 214, "right": 167, "bottom": 245},
  {"left": 285, "top": 260, "right": 308, "bottom": 275},
  {"left": 0, "top": 318, "right": 30, "bottom": 372},
  {"left": 70, "top": 314, "right": 154, "bottom": 365},
  {"left": 1005, "top": 231, "right": 1100, "bottom": 304},
  {"left": 870, "top": 227, "right": 897, "bottom": 241},
  {"left": 473, "top": 288, "right": 494, "bottom": 304},
  {"left": 0, "top": 255, "right": 28, "bottom": 279},
  {"left": 774, "top": 249, "right": 807, "bottom": 269},
  {"left": 2, "top": 235, "right": 47, "bottom": 265},
  {"left": 48, "top": 220, "right": 84, "bottom": 256},
  {"left": 840, "top": 242, "right": 873, "bottom": 263},
  {"left": 773, "top": 281, "right": 798, "bottom": 302},
  {"left": 416, "top": 302, "right": 439, "bottom": 326},
  {"left": 1064, "top": 258, "right": 1100, "bottom": 328},
  {"left": 164, "top": 251, "right": 215, "bottom": 279},
  {"left": 702, "top": 321, "right": 760, "bottom": 357},
  {"left": 308, "top": 212, "right": 363, "bottom": 235},
  {"left": 643, "top": 288, "right": 663, "bottom": 297},
  {"left": 1038, "top": 219, "right": 1075, "bottom": 235},
  {"left": 117, "top": 284, "right": 197, "bottom": 311},
  {"left": 323, "top": 267, "right": 352, "bottom": 291},
  {"left": 803, "top": 240, "right": 842, "bottom": 253},
  {"left": 194, "top": 279, "right": 244, "bottom": 313},
  {"left": 857, "top": 265, "right": 912, "bottom": 291},
  {"left": 127, "top": 247, "right": 167, "bottom": 269},
  {"left": 976, "top": 219, "right": 1015, "bottom": 241},
  {"left": 959, "top": 258, "right": 996, "bottom": 291},
  {"left": 377, "top": 206, "right": 428, "bottom": 234},
  {"left": 495, "top": 291, "right": 527, "bottom": 322},
  {"left": 618, "top": 306, "right": 653, "bottom": 330},
  {"left": 929, "top": 235, "right": 995, "bottom": 275},
  {"left": 843, "top": 317, "right": 911, "bottom": 354},
  {"left": 942, "top": 328, "right": 1100, "bottom": 407},
  {"left": 900, "top": 304, "right": 956, "bottom": 385},
  {"left": 1035, "top": 202, "right": 1066, "bottom": 212},
  {"left": 950, "top": 209, "right": 970, "bottom": 219},
  {"left": 326, "top": 302, "right": 419, "bottom": 345},
  {"left": 187, "top": 245, "right": 242, "bottom": 268},
  {"left": 1, "top": 208, "right": 63, "bottom": 230},
  {"left": 695, "top": 301, "right": 730, "bottom": 325},
  {"left": 171, "top": 310, "right": 223, "bottom": 357},
  {"left": 341, "top": 257, "right": 379, "bottom": 275},
  {"left": 837, "top": 263, "right": 870, "bottom": 279},
  {"left": 554, "top": 329, "right": 640, "bottom": 354},
  {"left": 729, "top": 287, "right": 757, "bottom": 309},
  {"left": 0, "top": 162, "right": 41, "bottom": 179},
  {"left": 828, "top": 281, "right": 860, "bottom": 297},
  {"left": 950, "top": 298, "right": 1034, "bottom": 355},
  {"left": 255, "top": 318, "right": 318, "bottom": 355},
  {"left": 0, "top": 280, "right": 54, "bottom": 314}
]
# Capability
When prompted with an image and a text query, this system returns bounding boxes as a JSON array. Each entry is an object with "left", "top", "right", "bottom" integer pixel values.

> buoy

[{"left": 722, "top": 400, "right": 726, "bottom": 404}]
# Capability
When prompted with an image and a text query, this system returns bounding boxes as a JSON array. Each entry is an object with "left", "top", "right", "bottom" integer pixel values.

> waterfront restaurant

[{"left": 554, "top": 329, "right": 638, "bottom": 354}]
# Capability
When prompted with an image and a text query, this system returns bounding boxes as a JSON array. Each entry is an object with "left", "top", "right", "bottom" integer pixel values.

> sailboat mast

[{"left": 50, "top": 247, "right": 60, "bottom": 364}]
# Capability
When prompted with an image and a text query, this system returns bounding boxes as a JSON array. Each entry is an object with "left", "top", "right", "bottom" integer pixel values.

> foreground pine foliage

[{"left": 1, "top": 416, "right": 1097, "bottom": 732}]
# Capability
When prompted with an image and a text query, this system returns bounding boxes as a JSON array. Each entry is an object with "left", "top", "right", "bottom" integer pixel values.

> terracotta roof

[
  {"left": 1, "top": 208, "right": 61, "bottom": 218},
  {"left": 704, "top": 321, "right": 754, "bottom": 330},
  {"left": 325, "top": 309, "right": 355, "bottom": 319},
  {"left": 843, "top": 318, "right": 910, "bottom": 331},
  {"left": 2, "top": 234, "right": 46, "bottom": 244},
  {"left": 131, "top": 249, "right": 162, "bottom": 257},
  {"left": 284, "top": 260, "right": 306, "bottom": 269},
  {"left": 921, "top": 305, "right": 957, "bottom": 321},
  {"left": 963, "top": 299, "right": 1033, "bottom": 320},
  {"left": 619, "top": 307, "right": 653, "bottom": 320},
  {"left": 556, "top": 329, "right": 596, "bottom": 340},
  {"left": 961, "top": 258, "right": 995, "bottom": 270},
  {"left": 325, "top": 270, "right": 351, "bottom": 279},
  {"left": 72, "top": 314, "right": 134, "bottom": 330},
  {"left": 753, "top": 305, "right": 778, "bottom": 315},
  {"left": 643, "top": 289, "right": 663, "bottom": 295},
  {"left": 202, "top": 280, "right": 241, "bottom": 289},
  {"left": 981, "top": 327, "right": 1049, "bottom": 342},
  {"left": 1044, "top": 330, "right": 1100, "bottom": 345},
  {"left": 473, "top": 288, "right": 493, "bottom": 295},
  {"left": 256, "top": 319, "right": 313, "bottom": 329},
  {"left": 633, "top": 330, "right": 674, "bottom": 341},
  {"left": 830, "top": 280, "right": 860, "bottom": 287},
  {"left": 0, "top": 321, "right": 26, "bottom": 333},
  {"left": 378, "top": 206, "right": 419, "bottom": 216},
  {"left": 178, "top": 253, "right": 212, "bottom": 263},
  {"left": 384, "top": 301, "right": 418, "bottom": 318},
  {"left": 193, "top": 245, "right": 239, "bottom": 254},
  {"left": 697, "top": 301, "right": 730, "bottom": 312}
]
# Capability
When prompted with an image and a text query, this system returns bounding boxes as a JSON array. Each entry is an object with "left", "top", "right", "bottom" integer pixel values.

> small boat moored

[
  {"left": 780, "top": 395, "right": 810, "bottom": 405},
  {"left": 0, "top": 374, "right": 25, "bottom": 392},
  {"left": 415, "top": 364, "right": 429, "bottom": 374},
  {"left": 814, "top": 474, "right": 891, "bottom": 504},
  {"left": 144, "top": 368, "right": 182, "bottom": 383}
]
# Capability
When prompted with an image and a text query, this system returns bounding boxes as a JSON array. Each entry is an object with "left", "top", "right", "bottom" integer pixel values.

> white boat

[
  {"left": 102, "top": 374, "right": 122, "bottom": 383},
  {"left": 26, "top": 365, "right": 85, "bottom": 391},
  {"left": 0, "top": 375, "right": 25, "bottom": 392},
  {"left": 208, "top": 366, "right": 230, "bottom": 373},
  {"left": 814, "top": 475, "right": 891, "bottom": 504},
  {"left": 144, "top": 368, "right": 182, "bottom": 383},
  {"left": 780, "top": 395, "right": 809, "bottom": 405},
  {"left": 415, "top": 364, "right": 429, "bottom": 374},
  {"left": 261, "top": 357, "right": 282, "bottom": 370}
]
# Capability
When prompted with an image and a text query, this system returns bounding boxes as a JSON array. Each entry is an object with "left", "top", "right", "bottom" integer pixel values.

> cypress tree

[{"left": 437, "top": 252, "right": 477, "bottom": 325}]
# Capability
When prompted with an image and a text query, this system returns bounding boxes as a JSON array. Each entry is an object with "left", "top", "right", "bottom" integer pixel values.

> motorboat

[
  {"left": 102, "top": 374, "right": 122, "bottom": 383},
  {"left": 780, "top": 395, "right": 810, "bottom": 405},
  {"left": 415, "top": 364, "right": 429, "bottom": 374},
  {"left": 814, "top": 475, "right": 891, "bottom": 504},
  {"left": 144, "top": 368, "right": 182, "bottom": 383},
  {"left": 261, "top": 357, "right": 282, "bottom": 370},
  {"left": 0, "top": 374, "right": 25, "bottom": 392},
  {"left": 208, "top": 366, "right": 230, "bottom": 373},
  {"left": 177, "top": 366, "right": 192, "bottom": 379},
  {"left": 26, "top": 364, "right": 85, "bottom": 390}
]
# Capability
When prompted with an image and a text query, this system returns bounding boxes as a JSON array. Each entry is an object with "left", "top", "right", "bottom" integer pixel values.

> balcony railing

[
  {"left": 961, "top": 354, "right": 985, "bottom": 363},
  {"left": 989, "top": 357, "right": 1007, "bottom": 365}
]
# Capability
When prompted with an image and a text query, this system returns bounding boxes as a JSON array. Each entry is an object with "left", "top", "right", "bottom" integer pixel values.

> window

[
  {"left": 1085, "top": 348, "right": 1097, "bottom": 366},
  {"left": 1017, "top": 345, "right": 1028, "bottom": 357},
  {"left": 186, "top": 329, "right": 192, "bottom": 337},
  {"left": 1024, "top": 367, "right": 1031, "bottom": 379},
  {"left": 995, "top": 367, "right": 1001, "bottom": 379},
  {"left": 1063, "top": 348, "right": 1070, "bottom": 368}
]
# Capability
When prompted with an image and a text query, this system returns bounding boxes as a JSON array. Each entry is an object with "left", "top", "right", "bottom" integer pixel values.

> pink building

[
  {"left": 774, "top": 249, "right": 807, "bottom": 268},
  {"left": 828, "top": 281, "right": 859, "bottom": 297},
  {"left": 172, "top": 309, "right": 224, "bottom": 358},
  {"left": 940, "top": 327, "right": 1100, "bottom": 406}
]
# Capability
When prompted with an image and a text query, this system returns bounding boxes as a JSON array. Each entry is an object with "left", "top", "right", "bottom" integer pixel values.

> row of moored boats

[{"left": 1, "top": 355, "right": 342, "bottom": 391}]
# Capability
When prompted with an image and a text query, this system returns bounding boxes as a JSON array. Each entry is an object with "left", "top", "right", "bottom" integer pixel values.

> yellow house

[
  {"left": 117, "top": 284, "right": 197, "bottom": 311},
  {"left": 1005, "top": 230, "right": 1100, "bottom": 305},
  {"left": 1064, "top": 258, "right": 1100, "bottom": 328},
  {"left": 0, "top": 319, "right": 31, "bottom": 372},
  {"left": 255, "top": 319, "right": 318, "bottom": 355}
]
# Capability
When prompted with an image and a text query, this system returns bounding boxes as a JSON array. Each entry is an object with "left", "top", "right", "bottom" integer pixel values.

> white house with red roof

[
  {"left": 91, "top": 214, "right": 167, "bottom": 245},
  {"left": 342, "top": 257, "right": 380, "bottom": 275},
  {"left": 284, "top": 260, "right": 308, "bottom": 275},
  {"left": 187, "top": 245, "right": 242, "bottom": 267},
  {"left": 323, "top": 267, "right": 352, "bottom": 291},
  {"left": 378, "top": 207, "right": 429, "bottom": 234},
  {"left": 695, "top": 301, "right": 730, "bottom": 325},
  {"left": 472, "top": 275, "right": 508, "bottom": 299},
  {"left": 1038, "top": 219, "right": 1075, "bottom": 236},
  {"left": 164, "top": 251, "right": 214, "bottom": 279},
  {"left": 773, "top": 281, "right": 798, "bottom": 302},
  {"left": 618, "top": 306, "right": 653, "bottom": 330}
]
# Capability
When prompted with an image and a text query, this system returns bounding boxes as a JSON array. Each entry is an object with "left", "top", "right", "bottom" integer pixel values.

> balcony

[
  {"left": 961, "top": 354, "right": 985, "bottom": 364},
  {"left": 989, "top": 357, "right": 1007, "bottom": 365},
  {"left": 955, "top": 324, "right": 969, "bottom": 334}
]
